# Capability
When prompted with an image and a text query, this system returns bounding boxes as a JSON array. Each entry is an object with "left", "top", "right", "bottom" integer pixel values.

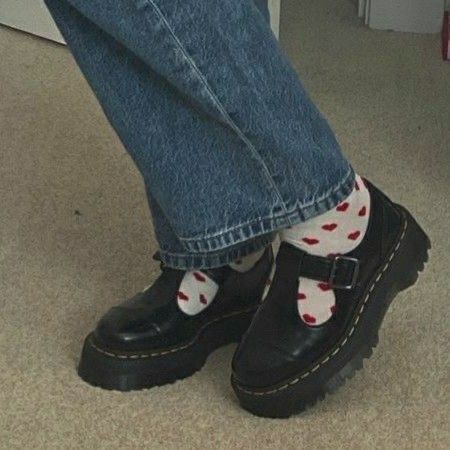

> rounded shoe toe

[
  {"left": 93, "top": 305, "right": 161, "bottom": 351},
  {"left": 232, "top": 338, "right": 299, "bottom": 388}
]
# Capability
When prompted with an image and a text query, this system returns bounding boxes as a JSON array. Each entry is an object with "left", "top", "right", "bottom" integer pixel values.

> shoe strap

[
  {"left": 204, "top": 266, "right": 233, "bottom": 285},
  {"left": 276, "top": 243, "right": 360, "bottom": 290}
]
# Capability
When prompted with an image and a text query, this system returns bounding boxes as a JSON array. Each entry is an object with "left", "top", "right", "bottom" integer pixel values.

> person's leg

[
  {"left": 44, "top": 0, "right": 275, "bottom": 390},
  {"left": 45, "top": 0, "right": 276, "bottom": 270},
  {"left": 254, "top": 0, "right": 270, "bottom": 21},
  {"left": 232, "top": 176, "right": 430, "bottom": 417},
  {"left": 46, "top": 0, "right": 354, "bottom": 270},
  {"left": 43, "top": 0, "right": 430, "bottom": 410}
]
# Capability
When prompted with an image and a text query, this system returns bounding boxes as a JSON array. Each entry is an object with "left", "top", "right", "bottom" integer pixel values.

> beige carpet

[{"left": 1, "top": 0, "right": 449, "bottom": 448}]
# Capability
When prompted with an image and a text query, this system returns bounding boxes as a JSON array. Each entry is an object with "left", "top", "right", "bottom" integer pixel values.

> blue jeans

[{"left": 44, "top": 0, "right": 354, "bottom": 269}]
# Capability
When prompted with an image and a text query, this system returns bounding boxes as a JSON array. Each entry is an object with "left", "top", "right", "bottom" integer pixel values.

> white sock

[
  {"left": 279, "top": 175, "right": 370, "bottom": 326},
  {"left": 177, "top": 249, "right": 265, "bottom": 315}
]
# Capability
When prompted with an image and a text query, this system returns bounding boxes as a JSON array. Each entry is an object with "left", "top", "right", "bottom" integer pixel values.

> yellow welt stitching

[
  {"left": 89, "top": 307, "right": 255, "bottom": 359},
  {"left": 236, "top": 215, "right": 409, "bottom": 397}
]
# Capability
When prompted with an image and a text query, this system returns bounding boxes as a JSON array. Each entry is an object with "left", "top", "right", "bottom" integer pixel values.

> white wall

[
  {"left": 0, "top": 0, "right": 64, "bottom": 42},
  {"left": 359, "top": 0, "right": 444, "bottom": 34}
]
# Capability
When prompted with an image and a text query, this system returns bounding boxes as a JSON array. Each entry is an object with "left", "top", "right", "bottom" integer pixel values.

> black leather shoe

[
  {"left": 231, "top": 181, "right": 430, "bottom": 418},
  {"left": 78, "top": 246, "right": 273, "bottom": 391}
]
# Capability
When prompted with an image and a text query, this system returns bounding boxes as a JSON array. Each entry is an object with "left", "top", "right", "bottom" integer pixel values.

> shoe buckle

[{"left": 328, "top": 256, "right": 360, "bottom": 290}]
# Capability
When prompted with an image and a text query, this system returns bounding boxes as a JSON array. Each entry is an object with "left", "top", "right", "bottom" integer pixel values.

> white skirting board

[
  {"left": 358, "top": 0, "right": 444, "bottom": 34},
  {"left": 0, "top": 0, "right": 282, "bottom": 44}
]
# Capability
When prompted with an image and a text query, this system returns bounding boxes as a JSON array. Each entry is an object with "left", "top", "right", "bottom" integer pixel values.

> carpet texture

[{"left": 0, "top": 0, "right": 448, "bottom": 448}]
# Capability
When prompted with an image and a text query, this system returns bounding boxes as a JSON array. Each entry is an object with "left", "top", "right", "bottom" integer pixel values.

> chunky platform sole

[
  {"left": 232, "top": 206, "right": 430, "bottom": 418},
  {"left": 78, "top": 308, "right": 256, "bottom": 391}
]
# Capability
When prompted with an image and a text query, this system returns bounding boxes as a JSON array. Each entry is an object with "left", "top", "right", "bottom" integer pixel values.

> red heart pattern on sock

[
  {"left": 193, "top": 272, "right": 206, "bottom": 282},
  {"left": 336, "top": 202, "right": 349, "bottom": 212},
  {"left": 177, "top": 291, "right": 189, "bottom": 301},
  {"left": 322, "top": 223, "right": 338, "bottom": 231},
  {"left": 318, "top": 282, "right": 332, "bottom": 291},
  {"left": 280, "top": 174, "right": 371, "bottom": 327},
  {"left": 177, "top": 272, "right": 217, "bottom": 315},
  {"left": 302, "top": 313, "right": 317, "bottom": 324},
  {"left": 178, "top": 251, "right": 265, "bottom": 316},
  {"left": 347, "top": 230, "right": 361, "bottom": 240},
  {"left": 302, "top": 237, "right": 320, "bottom": 245}
]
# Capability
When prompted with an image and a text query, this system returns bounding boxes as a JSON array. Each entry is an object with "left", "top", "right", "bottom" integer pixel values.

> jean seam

[
  {"left": 159, "top": 234, "right": 274, "bottom": 270},
  {"left": 158, "top": 169, "right": 353, "bottom": 269},
  {"left": 146, "top": 0, "right": 289, "bottom": 218},
  {"left": 159, "top": 235, "right": 272, "bottom": 259},
  {"left": 178, "top": 167, "right": 354, "bottom": 242}
]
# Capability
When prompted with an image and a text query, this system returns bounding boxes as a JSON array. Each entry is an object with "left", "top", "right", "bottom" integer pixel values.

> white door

[
  {"left": 358, "top": 0, "right": 444, "bottom": 33},
  {"left": 0, "top": 0, "right": 64, "bottom": 42},
  {"left": 0, "top": 0, "right": 281, "bottom": 43}
]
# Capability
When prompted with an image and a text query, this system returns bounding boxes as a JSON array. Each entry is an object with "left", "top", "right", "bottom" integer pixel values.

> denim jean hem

[
  {"left": 159, "top": 233, "right": 275, "bottom": 270},
  {"left": 159, "top": 168, "right": 355, "bottom": 269},
  {"left": 181, "top": 167, "right": 355, "bottom": 254}
]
